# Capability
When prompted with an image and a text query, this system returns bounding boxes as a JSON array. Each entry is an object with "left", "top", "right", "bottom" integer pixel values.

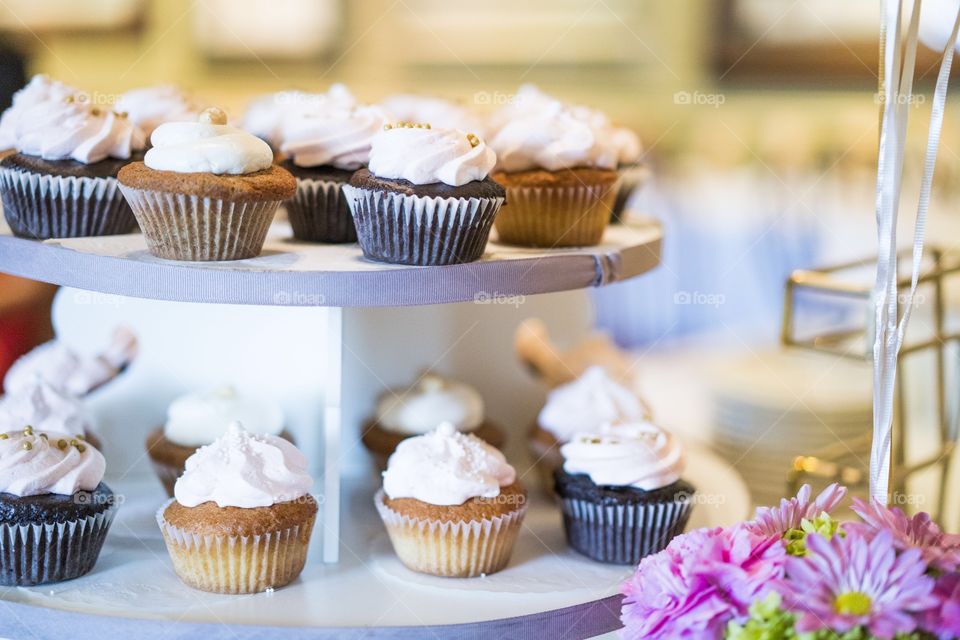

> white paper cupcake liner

[
  {"left": 156, "top": 499, "right": 315, "bottom": 594},
  {"left": 343, "top": 185, "right": 503, "bottom": 266},
  {"left": 493, "top": 181, "right": 618, "bottom": 248},
  {"left": 374, "top": 490, "right": 527, "bottom": 577},
  {"left": 558, "top": 494, "right": 693, "bottom": 565},
  {"left": 286, "top": 176, "right": 356, "bottom": 243},
  {"left": 0, "top": 166, "right": 137, "bottom": 239},
  {"left": 0, "top": 505, "right": 117, "bottom": 586},
  {"left": 119, "top": 186, "right": 281, "bottom": 261}
]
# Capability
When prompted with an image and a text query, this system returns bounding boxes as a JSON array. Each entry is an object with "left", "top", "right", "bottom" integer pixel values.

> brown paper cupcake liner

[
  {"left": 0, "top": 166, "right": 137, "bottom": 239},
  {"left": 343, "top": 185, "right": 503, "bottom": 266},
  {"left": 493, "top": 182, "right": 618, "bottom": 248},
  {"left": 0, "top": 505, "right": 117, "bottom": 586},
  {"left": 286, "top": 176, "right": 356, "bottom": 243},
  {"left": 156, "top": 499, "right": 316, "bottom": 594},
  {"left": 374, "top": 490, "right": 527, "bottom": 577},
  {"left": 119, "top": 186, "right": 281, "bottom": 261}
]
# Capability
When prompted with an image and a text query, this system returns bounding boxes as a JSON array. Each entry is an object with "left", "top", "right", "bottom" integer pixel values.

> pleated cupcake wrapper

[
  {"left": 0, "top": 166, "right": 137, "bottom": 239},
  {"left": 285, "top": 176, "right": 356, "bottom": 243},
  {"left": 149, "top": 460, "right": 181, "bottom": 498},
  {"left": 119, "top": 185, "right": 281, "bottom": 261},
  {"left": 156, "top": 499, "right": 315, "bottom": 594},
  {"left": 374, "top": 490, "right": 526, "bottom": 578},
  {"left": 0, "top": 505, "right": 117, "bottom": 586},
  {"left": 558, "top": 494, "right": 694, "bottom": 565},
  {"left": 493, "top": 181, "right": 618, "bottom": 248},
  {"left": 343, "top": 185, "right": 503, "bottom": 266}
]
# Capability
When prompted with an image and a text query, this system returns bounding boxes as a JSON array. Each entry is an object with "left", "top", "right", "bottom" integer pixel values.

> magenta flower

[
  {"left": 918, "top": 572, "right": 960, "bottom": 640},
  {"left": 850, "top": 497, "right": 960, "bottom": 573},
  {"left": 776, "top": 528, "right": 937, "bottom": 639},
  {"left": 745, "top": 483, "right": 847, "bottom": 539},
  {"left": 620, "top": 525, "right": 785, "bottom": 639}
]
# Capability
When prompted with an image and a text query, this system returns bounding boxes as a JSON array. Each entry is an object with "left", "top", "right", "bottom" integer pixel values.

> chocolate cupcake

[
  {"left": 118, "top": 108, "right": 296, "bottom": 261},
  {"left": 554, "top": 424, "right": 694, "bottom": 565},
  {"left": 375, "top": 424, "right": 527, "bottom": 577},
  {"left": 157, "top": 423, "right": 316, "bottom": 594},
  {"left": 530, "top": 366, "right": 650, "bottom": 492},
  {"left": 0, "top": 95, "right": 145, "bottom": 239},
  {"left": 361, "top": 373, "right": 504, "bottom": 471},
  {"left": 489, "top": 101, "right": 620, "bottom": 247},
  {"left": 278, "top": 104, "right": 387, "bottom": 242},
  {"left": 0, "top": 427, "right": 117, "bottom": 585},
  {"left": 343, "top": 122, "right": 504, "bottom": 266},
  {"left": 146, "top": 386, "right": 292, "bottom": 496}
]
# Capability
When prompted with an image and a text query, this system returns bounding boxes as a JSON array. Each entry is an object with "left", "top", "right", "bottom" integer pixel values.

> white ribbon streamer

[{"left": 871, "top": 0, "right": 960, "bottom": 504}]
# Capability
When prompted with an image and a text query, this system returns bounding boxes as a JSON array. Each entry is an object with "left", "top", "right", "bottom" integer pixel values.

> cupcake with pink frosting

[{"left": 0, "top": 90, "right": 145, "bottom": 238}]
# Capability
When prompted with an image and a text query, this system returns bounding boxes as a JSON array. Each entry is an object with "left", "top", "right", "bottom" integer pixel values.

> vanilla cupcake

[
  {"left": 530, "top": 366, "right": 649, "bottom": 491},
  {"left": 0, "top": 376, "right": 100, "bottom": 448},
  {"left": 344, "top": 123, "right": 505, "bottom": 265},
  {"left": 0, "top": 426, "right": 117, "bottom": 585},
  {"left": 555, "top": 423, "right": 695, "bottom": 565},
  {"left": 375, "top": 423, "right": 527, "bottom": 577},
  {"left": 157, "top": 422, "right": 316, "bottom": 594},
  {"left": 0, "top": 75, "right": 81, "bottom": 153},
  {"left": 118, "top": 107, "right": 296, "bottom": 261},
  {"left": 115, "top": 85, "right": 203, "bottom": 138},
  {"left": 146, "top": 386, "right": 291, "bottom": 496},
  {"left": 489, "top": 94, "right": 620, "bottom": 247},
  {"left": 0, "top": 94, "right": 145, "bottom": 239},
  {"left": 278, "top": 104, "right": 388, "bottom": 242},
  {"left": 361, "top": 373, "right": 504, "bottom": 470}
]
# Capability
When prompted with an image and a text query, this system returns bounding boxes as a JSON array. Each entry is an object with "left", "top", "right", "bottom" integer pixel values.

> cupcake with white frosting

[
  {"left": 375, "top": 423, "right": 527, "bottom": 577},
  {"left": 157, "top": 422, "right": 317, "bottom": 594},
  {"left": 0, "top": 426, "right": 117, "bottom": 585},
  {"left": 145, "top": 386, "right": 291, "bottom": 496},
  {"left": 115, "top": 85, "right": 203, "bottom": 138},
  {"left": 0, "top": 376, "right": 100, "bottom": 448},
  {"left": 241, "top": 84, "right": 356, "bottom": 151},
  {"left": 0, "top": 91, "right": 146, "bottom": 239},
  {"left": 343, "top": 122, "right": 505, "bottom": 265},
  {"left": 379, "top": 94, "right": 485, "bottom": 136},
  {"left": 529, "top": 365, "right": 651, "bottom": 491},
  {"left": 361, "top": 373, "right": 504, "bottom": 471},
  {"left": 118, "top": 107, "right": 296, "bottom": 261},
  {"left": 554, "top": 422, "right": 694, "bottom": 565},
  {"left": 278, "top": 103, "right": 388, "bottom": 243}
]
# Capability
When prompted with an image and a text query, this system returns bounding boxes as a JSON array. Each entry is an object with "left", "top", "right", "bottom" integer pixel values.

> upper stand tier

[{"left": 0, "top": 219, "right": 661, "bottom": 307}]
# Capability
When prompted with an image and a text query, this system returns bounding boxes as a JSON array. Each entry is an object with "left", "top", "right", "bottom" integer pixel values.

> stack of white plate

[{"left": 707, "top": 349, "right": 873, "bottom": 507}]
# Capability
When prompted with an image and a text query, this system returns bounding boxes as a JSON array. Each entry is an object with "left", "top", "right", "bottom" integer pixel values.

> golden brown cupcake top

[{"left": 118, "top": 162, "right": 295, "bottom": 201}]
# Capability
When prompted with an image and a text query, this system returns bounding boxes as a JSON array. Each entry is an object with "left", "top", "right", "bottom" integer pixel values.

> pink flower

[
  {"left": 850, "top": 497, "right": 960, "bottom": 573},
  {"left": 776, "top": 528, "right": 938, "bottom": 639},
  {"left": 620, "top": 525, "right": 785, "bottom": 639},
  {"left": 745, "top": 483, "right": 847, "bottom": 538},
  {"left": 918, "top": 572, "right": 960, "bottom": 640}
]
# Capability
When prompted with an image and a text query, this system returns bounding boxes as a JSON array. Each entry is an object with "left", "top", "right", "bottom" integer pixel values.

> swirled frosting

[
  {"left": 376, "top": 374, "right": 483, "bottom": 435},
  {"left": 485, "top": 84, "right": 558, "bottom": 137},
  {"left": 145, "top": 113, "right": 273, "bottom": 175},
  {"left": 174, "top": 422, "right": 312, "bottom": 508},
  {"left": 0, "top": 75, "right": 82, "bottom": 150},
  {"left": 368, "top": 125, "right": 496, "bottom": 186},
  {"left": 4, "top": 339, "right": 121, "bottom": 397},
  {"left": 0, "top": 377, "right": 92, "bottom": 437},
  {"left": 115, "top": 85, "right": 202, "bottom": 137},
  {"left": 560, "top": 421, "right": 683, "bottom": 490},
  {"left": 0, "top": 427, "right": 105, "bottom": 496},
  {"left": 15, "top": 98, "right": 145, "bottom": 163},
  {"left": 280, "top": 104, "right": 388, "bottom": 169},
  {"left": 379, "top": 94, "right": 485, "bottom": 136},
  {"left": 537, "top": 366, "right": 647, "bottom": 442},
  {"left": 241, "top": 84, "right": 356, "bottom": 149},
  {"left": 382, "top": 423, "right": 515, "bottom": 505},
  {"left": 164, "top": 386, "right": 284, "bottom": 447}
]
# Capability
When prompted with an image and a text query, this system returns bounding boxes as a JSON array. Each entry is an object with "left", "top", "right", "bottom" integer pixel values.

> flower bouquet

[{"left": 620, "top": 485, "right": 960, "bottom": 639}]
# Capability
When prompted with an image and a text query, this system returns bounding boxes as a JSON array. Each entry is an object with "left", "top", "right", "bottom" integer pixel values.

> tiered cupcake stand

[{"left": 0, "top": 219, "right": 750, "bottom": 639}]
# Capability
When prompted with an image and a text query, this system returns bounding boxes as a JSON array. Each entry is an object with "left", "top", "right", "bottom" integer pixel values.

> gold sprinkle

[
  {"left": 75, "top": 434, "right": 85, "bottom": 441},
  {"left": 75, "top": 443, "right": 86, "bottom": 454},
  {"left": 0, "top": 434, "right": 8, "bottom": 440},
  {"left": 424, "top": 123, "right": 431, "bottom": 129},
  {"left": 23, "top": 426, "right": 33, "bottom": 436},
  {"left": 65, "top": 95, "right": 75, "bottom": 104},
  {"left": 69, "top": 439, "right": 78, "bottom": 447},
  {"left": 22, "top": 442, "right": 32, "bottom": 451},
  {"left": 466, "top": 133, "right": 480, "bottom": 148},
  {"left": 57, "top": 439, "right": 68, "bottom": 450},
  {"left": 198, "top": 107, "right": 228, "bottom": 126},
  {"left": 116, "top": 111, "right": 128, "bottom": 119},
  {"left": 91, "top": 107, "right": 102, "bottom": 117},
  {"left": 383, "top": 123, "right": 393, "bottom": 130}
]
